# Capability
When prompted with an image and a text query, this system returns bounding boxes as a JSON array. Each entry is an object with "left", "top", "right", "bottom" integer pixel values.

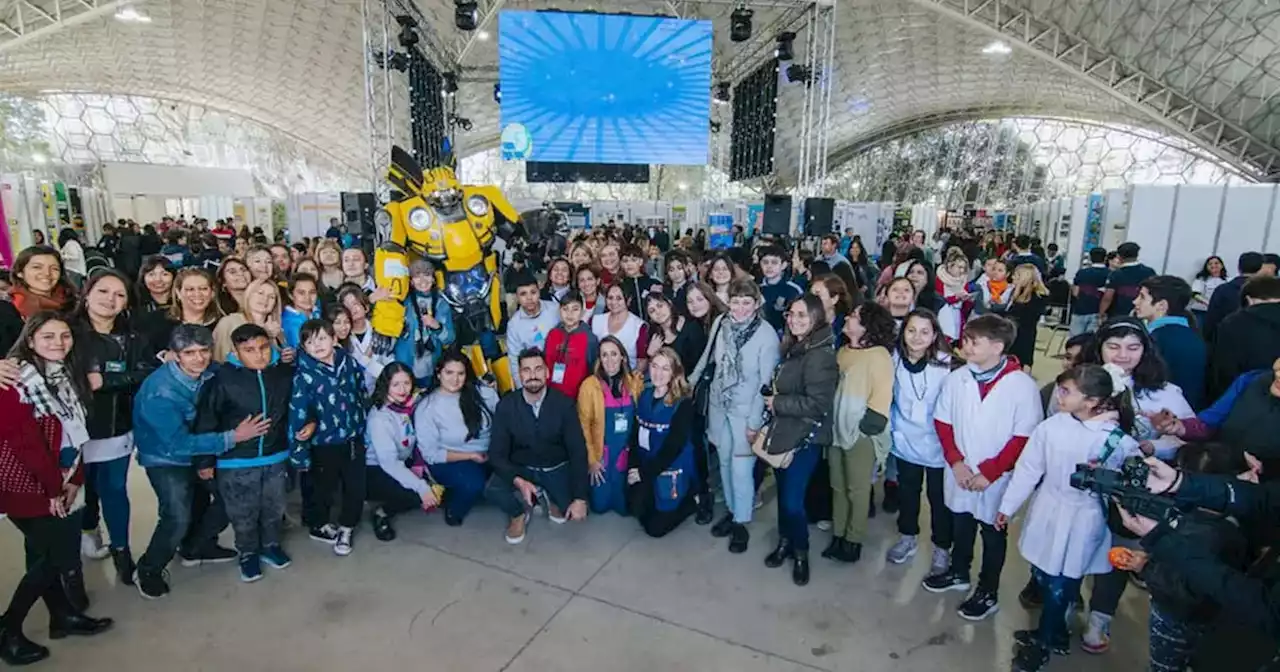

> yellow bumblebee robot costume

[{"left": 370, "top": 146, "right": 520, "bottom": 392}]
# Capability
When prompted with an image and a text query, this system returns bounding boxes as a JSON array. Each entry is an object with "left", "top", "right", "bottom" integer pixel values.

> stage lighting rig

[
  {"left": 786, "top": 63, "right": 814, "bottom": 85},
  {"left": 442, "top": 72, "right": 459, "bottom": 96},
  {"left": 775, "top": 32, "right": 796, "bottom": 61},
  {"left": 713, "top": 82, "right": 731, "bottom": 105},
  {"left": 710, "top": 120, "right": 722, "bottom": 134},
  {"left": 493, "top": 83, "right": 502, "bottom": 103},
  {"left": 373, "top": 49, "right": 410, "bottom": 72},
  {"left": 730, "top": 5, "right": 753, "bottom": 42},
  {"left": 455, "top": 1, "right": 479, "bottom": 30},
  {"left": 449, "top": 114, "right": 474, "bottom": 132},
  {"left": 396, "top": 15, "right": 419, "bottom": 48}
]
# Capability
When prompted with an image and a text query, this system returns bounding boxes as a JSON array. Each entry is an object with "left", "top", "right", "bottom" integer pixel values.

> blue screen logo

[{"left": 501, "top": 123, "right": 533, "bottom": 160}]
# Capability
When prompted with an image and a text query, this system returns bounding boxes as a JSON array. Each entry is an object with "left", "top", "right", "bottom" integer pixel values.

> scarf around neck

[
  {"left": 935, "top": 266, "right": 968, "bottom": 296},
  {"left": 17, "top": 360, "right": 90, "bottom": 449},
  {"left": 717, "top": 312, "right": 763, "bottom": 393}
]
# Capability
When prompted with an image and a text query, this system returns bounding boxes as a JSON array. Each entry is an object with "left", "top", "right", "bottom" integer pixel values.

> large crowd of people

[{"left": 0, "top": 216, "right": 1275, "bottom": 672}]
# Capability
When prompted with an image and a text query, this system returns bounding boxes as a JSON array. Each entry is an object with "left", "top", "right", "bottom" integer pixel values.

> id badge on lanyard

[
  {"left": 638, "top": 426, "right": 651, "bottom": 450},
  {"left": 613, "top": 413, "right": 629, "bottom": 434},
  {"left": 552, "top": 362, "right": 567, "bottom": 384}
]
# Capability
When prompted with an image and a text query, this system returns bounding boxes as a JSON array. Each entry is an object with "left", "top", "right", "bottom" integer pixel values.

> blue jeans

[
  {"left": 774, "top": 443, "right": 821, "bottom": 551},
  {"left": 1069, "top": 313, "right": 1099, "bottom": 337},
  {"left": 431, "top": 461, "right": 490, "bottom": 521},
  {"left": 719, "top": 445, "right": 757, "bottom": 524},
  {"left": 81, "top": 455, "right": 131, "bottom": 549},
  {"left": 1032, "top": 567, "right": 1081, "bottom": 649},
  {"left": 138, "top": 466, "right": 229, "bottom": 573},
  {"left": 1149, "top": 601, "right": 1206, "bottom": 672}
]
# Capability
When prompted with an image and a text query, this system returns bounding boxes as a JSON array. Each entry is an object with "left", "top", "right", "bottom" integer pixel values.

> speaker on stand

[
  {"left": 341, "top": 192, "right": 378, "bottom": 258},
  {"left": 762, "top": 194, "right": 792, "bottom": 235},
  {"left": 803, "top": 197, "right": 835, "bottom": 237}
]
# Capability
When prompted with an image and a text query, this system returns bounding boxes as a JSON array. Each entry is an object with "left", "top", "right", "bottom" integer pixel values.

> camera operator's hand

[
  {"left": 1117, "top": 505, "right": 1158, "bottom": 537},
  {"left": 1141, "top": 456, "right": 1180, "bottom": 494}
]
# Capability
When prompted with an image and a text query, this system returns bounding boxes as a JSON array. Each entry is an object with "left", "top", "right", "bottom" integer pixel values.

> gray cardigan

[
  {"left": 365, "top": 406, "right": 427, "bottom": 496},
  {"left": 414, "top": 385, "right": 500, "bottom": 464}
]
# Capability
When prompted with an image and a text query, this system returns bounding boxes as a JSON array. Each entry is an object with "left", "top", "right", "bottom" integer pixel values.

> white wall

[{"left": 102, "top": 163, "right": 256, "bottom": 199}]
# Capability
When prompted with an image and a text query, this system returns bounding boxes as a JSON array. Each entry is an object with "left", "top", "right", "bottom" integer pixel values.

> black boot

[
  {"left": 60, "top": 569, "right": 88, "bottom": 613},
  {"left": 695, "top": 496, "right": 714, "bottom": 525},
  {"left": 371, "top": 508, "right": 396, "bottom": 542},
  {"left": 820, "top": 535, "right": 842, "bottom": 559},
  {"left": 727, "top": 524, "right": 749, "bottom": 554},
  {"left": 764, "top": 538, "right": 793, "bottom": 568},
  {"left": 833, "top": 539, "right": 862, "bottom": 564},
  {"left": 111, "top": 549, "right": 135, "bottom": 587},
  {"left": 710, "top": 513, "right": 734, "bottom": 538},
  {"left": 0, "top": 625, "right": 49, "bottom": 666},
  {"left": 792, "top": 551, "right": 810, "bottom": 586},
  {"left": 49, "top": 611, "right": 114, "bottom": 640},
  {"left": 882, "top": 481, "right": 900, "bottom": 514}
]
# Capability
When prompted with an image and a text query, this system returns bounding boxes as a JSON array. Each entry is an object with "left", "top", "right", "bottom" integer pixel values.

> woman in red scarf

[
  {"left": 0, "top": 312, "right": 113, "bottom": 665},
  {"left": 10, "top": 246, "right": 76, "bottom": 319}
]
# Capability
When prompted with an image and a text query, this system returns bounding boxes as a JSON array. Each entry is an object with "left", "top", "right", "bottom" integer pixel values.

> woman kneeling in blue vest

[{"left": 627, "top": 346, "right": 698, "bottom": 537}]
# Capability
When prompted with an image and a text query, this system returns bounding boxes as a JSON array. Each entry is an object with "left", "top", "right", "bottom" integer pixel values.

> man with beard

[{"left": 485, "top": 348, "right": 590, "bottom": 544}]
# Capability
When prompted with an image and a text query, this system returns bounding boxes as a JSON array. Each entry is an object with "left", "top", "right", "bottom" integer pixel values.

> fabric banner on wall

[
  {"left": 0, "top": 189, "right": 10, "bottom": 268},
  {"left": 746, "top": 204, "right": 763, "bottom": 237},
  {"left": 1082, "top": 193, "right": 1104, "bottom": 256},
  {"left": 708, "top": 212, "right": 733, "bottom": 249}
]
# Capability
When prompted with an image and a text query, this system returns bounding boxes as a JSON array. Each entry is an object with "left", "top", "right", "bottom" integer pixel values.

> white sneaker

[
  {"left": 81, "top": 530, "right": 109, "bottom": 560},
  {"left": 929, "top": 547, "right": 950, "bottom": 576},
  {"left": 333, "top": 527, "right": 354, "bottom": 557},
  {"left": 885, "top": 535, "right": 917, "bottom": 564},
  {"left": 815, "top": 520, "right": 832, "bottom": 531},
  {"left": 1081, "top": 610, "right": 1112, "bottom": 654}
]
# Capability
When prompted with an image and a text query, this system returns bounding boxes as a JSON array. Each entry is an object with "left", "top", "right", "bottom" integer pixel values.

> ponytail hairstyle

[{"left": 1055, "top": 363, "right": 1136, "bottom": 435}]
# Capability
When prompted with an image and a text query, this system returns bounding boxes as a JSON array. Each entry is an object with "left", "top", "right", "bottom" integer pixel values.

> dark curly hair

[
  {"left": 852, "top": 302, "right": 897, "bottom": 349},
  {"left": 370, "top": 361, "right": 415, "bottom": 409}
]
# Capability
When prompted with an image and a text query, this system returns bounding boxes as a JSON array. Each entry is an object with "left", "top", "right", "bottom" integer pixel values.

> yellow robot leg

[
  {"left": 459, "top": 344, "right": 513, "bottom": 393},
  {"left": 371, "top": 243, "right": 411, "bottom": 340},
  {"left": 482, "top": 255, "right": 513, "bottom": 393}
]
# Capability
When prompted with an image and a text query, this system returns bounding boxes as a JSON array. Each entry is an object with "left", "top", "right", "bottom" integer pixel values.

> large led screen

[{"left": 498, "top": 10, "right": 712, "bottom": 165}]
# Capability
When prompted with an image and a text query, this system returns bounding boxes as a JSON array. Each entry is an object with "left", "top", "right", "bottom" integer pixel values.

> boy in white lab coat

[{"left": 922, "top": 314, "right": 1043, "bottom": 622}]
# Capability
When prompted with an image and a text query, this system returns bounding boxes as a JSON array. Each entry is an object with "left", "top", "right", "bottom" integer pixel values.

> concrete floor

[{"left": 0, "top": 330, "right": 1153, "bottom": 671}]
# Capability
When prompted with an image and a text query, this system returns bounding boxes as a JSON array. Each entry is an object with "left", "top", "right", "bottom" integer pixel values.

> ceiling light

[
  {"left": 730, "top": 6, "right": 753, "bottom": 42},
  {"left": 397, "top": 15, "right": 419, "bottom": 48},
  {"left": 493, "top": 82, "right": 502, "bottom": 103},
  {"left": 775, "top": 32, "right": 796, "bottom": 61},
  {"left": 31, "top": 153, "right": 47, "bottom": 164},
  {"left": 982, "top": 40, "right": 1012, "bottom": 55},
  {"left": 455, "top": 1, "right": 479, "bottom": 31},
  {"left": 678, "top": 182, "right": 688, "bottom": 191},
  {"left": 114, "top": 6, "right": 152, "bottom": 23},
  {"left": 442, "top": 72, "right": 458, "bottom": 96},
  {"left": 478, "top": 30, "right": 490, "bottom": 41}
]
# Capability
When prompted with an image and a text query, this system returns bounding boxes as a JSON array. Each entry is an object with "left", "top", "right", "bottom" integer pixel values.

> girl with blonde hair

[
  {"left": 627, "top": 346, "right": 697, "bottom": 537},
  {"left": 212, "top": 277, "right": 287, "bottom": 364},
  {"left": 1007, "top": 264, "right": 1049, "bottom": 370}
]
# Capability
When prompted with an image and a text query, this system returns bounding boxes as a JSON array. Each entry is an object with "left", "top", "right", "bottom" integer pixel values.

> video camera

[{"left": 1069, "top": 456, "right": 1184, "bottom": 524}]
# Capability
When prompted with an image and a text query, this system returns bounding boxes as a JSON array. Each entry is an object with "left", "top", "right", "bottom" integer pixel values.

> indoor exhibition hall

[{"left": 0, "top": 0, "right": 1278, "bottom": 671}]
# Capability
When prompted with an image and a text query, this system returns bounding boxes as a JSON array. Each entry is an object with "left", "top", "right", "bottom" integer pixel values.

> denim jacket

[
  {"left": 133, "top": 361, "right": 234, "bottom": 468},
  {"left": 394, "top": 291, "right": 455, "bottom": 383}
]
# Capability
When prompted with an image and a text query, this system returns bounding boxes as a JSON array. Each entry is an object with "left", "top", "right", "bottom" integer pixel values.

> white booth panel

[
  {"left": 1216, "top": 184, "right": 1275, "bottom": 270},
  {"left": 102, "top": 163, "right": 255, "bottom": 198},
  {"left": 1165, "top": 185, "right": 1225, "bottom": 276},
  {"left": 1125, "top": 185, "right": 1177, "bottom": 270},
  {"left": 1065, "top": 196, "right": 1088, "bottom": 277},
  {"left": 1102, "top": 188, "right": 1128, "bottom": 250}
]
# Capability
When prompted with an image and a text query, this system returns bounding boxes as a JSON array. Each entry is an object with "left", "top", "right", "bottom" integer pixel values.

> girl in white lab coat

[{"left": 996, "top": 363, "right": 1141, "bottom": 672}]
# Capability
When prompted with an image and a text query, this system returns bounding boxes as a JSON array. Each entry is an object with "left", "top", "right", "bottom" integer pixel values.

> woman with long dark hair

[
  {"left": 578, "top": 336, "right": 642, "bottom": 515},
  {"left": 136, "top": 255, "right": 176, "bottom": 315},
  {"left": 414, "top": 351, "right": 499, "bottom": 526},
  {"left": 10, "top": 246, "right": 77, "bottom": 319},
  {"left": 57, "top": 228, "right": 87, "bottom": 279},
  {"left": 762, "top": 294, "right": 839, "bottom": 586},
  {"left": 365, "top": 363, "right": 437, "bottom": 541},
  {"left": 541, "top": 257, "right": 573, "bottom": 304},
  {"left": 1190, "top": 255, "right": 1228, "bottom": 323},
  {"left": 216, "top": 257, "right": 252, "bottom": 315},
  {"left": 0, "top": 312, "right": 113, "bottom": 665},
  {"left": 71, "top": 270, "right": 155, "bottom": 584}
]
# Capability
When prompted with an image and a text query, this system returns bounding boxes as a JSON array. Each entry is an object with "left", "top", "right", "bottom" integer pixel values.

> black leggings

[
  {"left": 895, "top": 458, "right": 951, "bottom": 548},
  {"left": 306, "top": 440, "right": 367, "bottom": 529},
  {"left": 7, "top": 515, "right": 79, "bottom": 630}
]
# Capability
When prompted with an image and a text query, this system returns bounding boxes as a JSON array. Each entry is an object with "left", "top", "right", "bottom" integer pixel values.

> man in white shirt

[{"left": 504, "top": 271, "right": 561, "bottom": 388}]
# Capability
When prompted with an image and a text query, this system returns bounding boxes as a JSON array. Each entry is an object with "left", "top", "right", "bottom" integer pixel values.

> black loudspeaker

[
  {"left": 341, "top": 192, "right": 378, "bottom": 254},
  {"left": 803, "top": 197, "right": 835, "bottom": 236},
  {"left": 526, "top": 162, "right": 650, "bottom": 184},
  {"left": 762, "top": 194, "right": 792, "bottom": 235}
]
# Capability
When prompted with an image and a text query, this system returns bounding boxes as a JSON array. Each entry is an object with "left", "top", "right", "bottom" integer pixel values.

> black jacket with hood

[
  {"left": 1209, "top": 302, "right": 1280, "bottom": 399},
  {"left": 765, "top": 324, "right": 839, "bottom": 453},
  {"left": 193, "top": 361, "right": 293, "bottom": 469}
]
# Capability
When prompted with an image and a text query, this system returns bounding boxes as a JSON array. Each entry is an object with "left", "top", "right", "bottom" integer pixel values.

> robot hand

[{"left": 369, "top": 299, "right": 406, "bottom": 356}]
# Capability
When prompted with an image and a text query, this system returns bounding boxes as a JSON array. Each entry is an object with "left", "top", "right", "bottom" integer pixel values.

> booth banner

[
  {"left": 0, "top": 187, "right": 10, "bottom": 269},
  {"left": 746, "top": 204, "right": 763, "bottom": 237},
  {"left": 844, "top": 202, "right": 879, "bottom": 245},
  {"left": 708, "top": 212, "right": 733, "bottom": 249},
  {"left": 1082, "top": 193, "right": 1104, "bottom": 254},
  {"left": 993, "top": 213, "right": 1008, "bottom": 231}
]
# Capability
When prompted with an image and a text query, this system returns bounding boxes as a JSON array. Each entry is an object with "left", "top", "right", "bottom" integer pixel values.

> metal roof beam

[
  {"left": 905, "top": 0, "right": 1280, "bottom": 181},
  {"left": 0, "top": 0, "right": 129, "bottom": 54}
]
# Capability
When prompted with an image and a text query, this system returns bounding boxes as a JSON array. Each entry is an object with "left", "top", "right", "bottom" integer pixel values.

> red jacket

[
  {"left": 0, "top": 387, "right": 84, "bottom": 519},
  {"left": 543, "top": 324, "right": 599, "bottom": 400}
]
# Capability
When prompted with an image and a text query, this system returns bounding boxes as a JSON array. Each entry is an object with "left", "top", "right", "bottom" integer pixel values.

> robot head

[{"left": 424, "top": 166, "right": 463, "bottom": 211}]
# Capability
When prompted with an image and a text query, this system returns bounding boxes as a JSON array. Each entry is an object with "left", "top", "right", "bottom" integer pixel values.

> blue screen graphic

[{"left": 498, "top": 10, "right": 712, "bottom": 166}]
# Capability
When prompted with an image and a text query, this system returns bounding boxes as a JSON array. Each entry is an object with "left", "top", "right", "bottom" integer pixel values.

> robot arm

[{"left": 370, "top": 201, "right": 412, "bottom": 344}]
